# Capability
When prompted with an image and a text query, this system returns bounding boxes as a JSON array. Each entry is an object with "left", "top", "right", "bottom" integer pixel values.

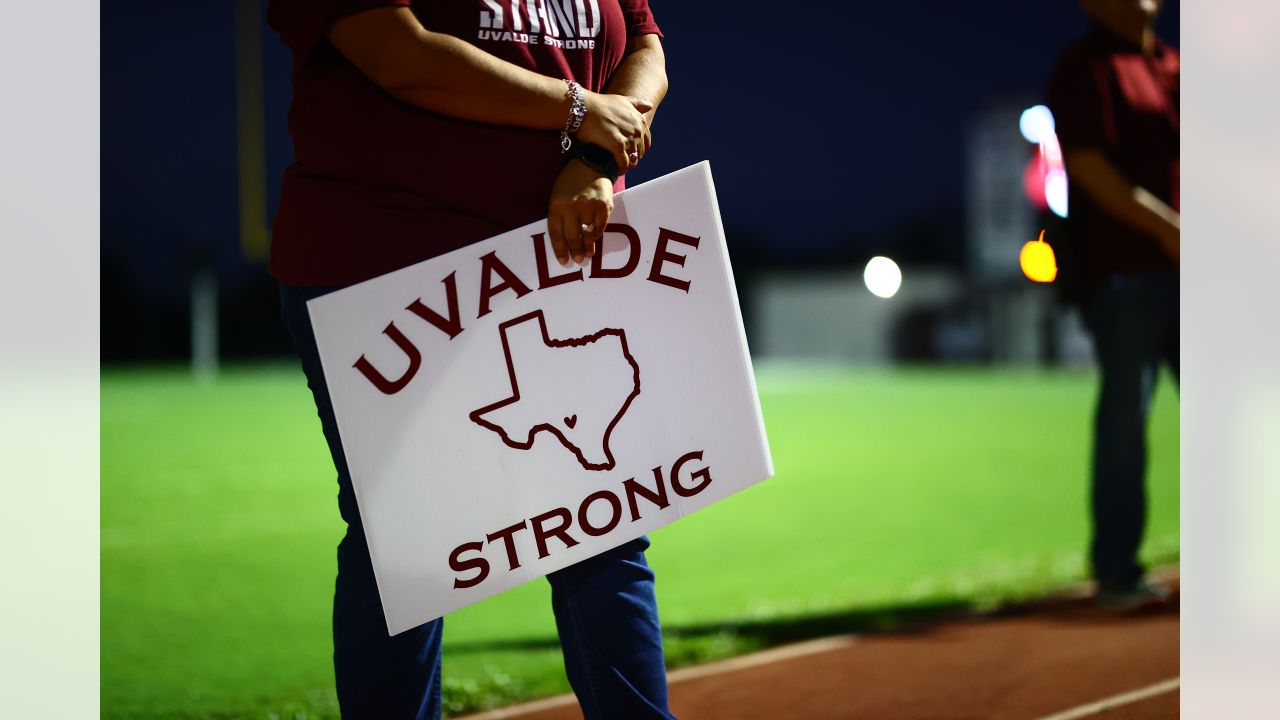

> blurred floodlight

[
  {"left": 1024, "top": 154, "right": 1050, "bottom": 210},
  {"left": 1019, "top": 104, "right": 1056, "bottom": 144},
  {"left": 1045, "top": 169, "right": 1069, "bottom": 218},
  {"left": 1020, "top": 230, "right": 1058, "bottom": 283},
  {"left": 1041, "top": 133, "right": 1064, "bottom": 165},
  {"left": 864, "top": 256, "right": 902, "bottom": 299}
]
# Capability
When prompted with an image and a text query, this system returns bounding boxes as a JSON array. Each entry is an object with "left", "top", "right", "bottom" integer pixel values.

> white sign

[{"left": 309, "top": 162, "right": 774, "bottom": 635}]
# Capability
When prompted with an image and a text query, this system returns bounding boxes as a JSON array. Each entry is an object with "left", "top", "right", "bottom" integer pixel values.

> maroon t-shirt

[
  {"left": 1048, "top": 26, "right": 1179, "bottom": 287},
  {"left": 267, "top": 0, "right": 662, "bottom": 286}
]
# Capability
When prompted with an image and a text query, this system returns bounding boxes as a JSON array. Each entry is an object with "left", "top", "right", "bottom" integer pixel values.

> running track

[{"left": 461, "top": 575, "right": 1179, "bottom": 719}]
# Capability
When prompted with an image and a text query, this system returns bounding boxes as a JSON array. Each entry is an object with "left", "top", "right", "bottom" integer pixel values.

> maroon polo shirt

[
  {"left": 267, "top": 0, "right": 662, "bottom": 287},
  {"left": 1048, "top": 25, "right": 1179, "bottom": 287}
]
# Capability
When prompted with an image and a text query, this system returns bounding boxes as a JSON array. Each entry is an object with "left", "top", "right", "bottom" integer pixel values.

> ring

[{"left": 629, "top": 151, "right": 639, "bottom": 163}]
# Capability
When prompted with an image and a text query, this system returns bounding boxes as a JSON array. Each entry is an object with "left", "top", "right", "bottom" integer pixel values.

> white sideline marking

[
  {"left": 666, "top": 634, "right": 859, "bottom": 683},
  {"left": 1034, "top": 677, "right": 1180, "bottom": 720},
  {"left": 455, "top": 635, "right": 859, "bottom": 719}
]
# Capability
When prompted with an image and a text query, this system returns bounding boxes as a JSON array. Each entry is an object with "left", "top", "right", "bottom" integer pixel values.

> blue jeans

[
  {"left": 1082, "top": 270, "right": 1179, "bottom": 588},
  {"left": 279, "top": 284, "right": 674, "bottom": 720}
]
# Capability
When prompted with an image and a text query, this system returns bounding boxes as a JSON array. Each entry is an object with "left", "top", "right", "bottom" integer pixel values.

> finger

[
  {"left": 561, "top": 210, "right": 585, "bottom": 264},
  {"left": 594, "top": 200, "right": 612, "bottom": 248},
  {"left": 609, "top": 138, "right": 629, "bottom": 176},
  {"left": 631, "top": 98, "right": 654, "bottom": 114},
  {"left": 577, "top": 208, "right": 596, "bottom": 259},
  {"left": 581, "top": 220, "right": 597, "bottom": 259},
  {"left": 548, "top": 209, "right": 570, "bottom": 266},
  {"left": 592, "top": 203, "right": 611, "bottom": 247},
  {"left": 586, "top": 203, "right": 609, "bottom": 257}
]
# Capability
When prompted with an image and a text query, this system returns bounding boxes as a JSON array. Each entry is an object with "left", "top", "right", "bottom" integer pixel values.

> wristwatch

[{"left": 567, "top": 141, "right": 621, "bottom": 183}]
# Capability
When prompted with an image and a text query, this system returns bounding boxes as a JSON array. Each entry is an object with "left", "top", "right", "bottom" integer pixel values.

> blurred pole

[
  {"left": 191, "top": 268, "right": 218, "bottom": 382},
  {"left": 235, "top": 0, "right": 270, "bottom": 262}
]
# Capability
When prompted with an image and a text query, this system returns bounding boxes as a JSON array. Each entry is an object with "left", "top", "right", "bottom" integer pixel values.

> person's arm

[
  {"left": 603, "top": 34, "right": 668, "bottom": 163},
  {"left": 546, "top": 34, "right": 668, "bottom": 266},
  {"left": 1065, "top": 149, "right": 1180, "bottom": 263},
  {"left": 327, "top": 6, "right": 649, "bottom": 169}
]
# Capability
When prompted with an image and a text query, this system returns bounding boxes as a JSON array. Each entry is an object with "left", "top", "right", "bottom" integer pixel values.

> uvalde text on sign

[{"left": 307, "top": 162, "right": 774, "bottom": 635}]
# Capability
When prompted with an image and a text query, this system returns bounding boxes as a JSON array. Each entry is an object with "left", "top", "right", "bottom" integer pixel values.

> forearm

[
  {"left": 329, "top": 7, "right": 569, "bottom": 129},
  {"left": 1066, "top": 149, "right": 1179, "bottom": 251},
  {"left": 605, "top": 36, "right": 668, "bottom": 125}
]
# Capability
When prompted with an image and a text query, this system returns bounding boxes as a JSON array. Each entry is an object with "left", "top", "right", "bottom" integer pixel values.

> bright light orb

[
  {"left": 1045, "top": 168, "right": 1069, "bottom": 218},
  {"left": 1023, "top": 154, "right": 1050, "bottom": 210},
  {"left": 1019, "top": 104, "right": 1056, "bottom": 144},
  {"left": 864, "top": 256, "right": 902, "bottom": 299},
  {"left": 1020, "top": 230, "right": 1058, "bottom": 283}
]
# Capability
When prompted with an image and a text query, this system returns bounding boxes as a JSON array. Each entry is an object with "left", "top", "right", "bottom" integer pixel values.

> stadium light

[
  {"left": 1019, "top": 104, "right": 1070, "bottom": 218},
  {"left": 864, "top": 256, "right": 902, "bottom": 299},
  {"left": 1020, "top": 230, "right": 1058, "bottom": 283},
  {"left": 1023, "top": 154, "right": 1050, "bottom": 211},
  {"left": 1018, "top": 105, "right": 1055, "bottom": 144},
  {"left": 1045, "top": 168, "right": 1069, "bottom": 218}
]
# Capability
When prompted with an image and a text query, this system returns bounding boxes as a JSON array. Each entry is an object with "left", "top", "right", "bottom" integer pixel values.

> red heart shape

[{"left": 564, "top": 414, "right": 578, "bottom": 429}]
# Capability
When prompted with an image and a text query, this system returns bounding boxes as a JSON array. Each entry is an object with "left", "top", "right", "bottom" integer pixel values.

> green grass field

[{"left": 102, "top": 364, "right": 1179, "bottom": 718}]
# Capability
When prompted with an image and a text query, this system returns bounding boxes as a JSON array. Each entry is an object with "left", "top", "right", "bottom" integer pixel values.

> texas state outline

[{"left": 468, "top": 309, "right": 641, "bottom": 472}]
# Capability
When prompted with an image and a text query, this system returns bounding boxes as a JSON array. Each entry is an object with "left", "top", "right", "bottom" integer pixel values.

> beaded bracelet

[{"left": 560, "top": 79, "right": 586, "bottom": 153}]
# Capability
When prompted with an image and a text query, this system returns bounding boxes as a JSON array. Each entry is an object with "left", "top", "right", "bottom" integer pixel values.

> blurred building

[
  {"left": 970, "top": 97, "right": 1094, "bottom": 367},
  {"left": 965, "top": 96, "right": 1053, "bottom": 365},
  {"left": 747, "top": 97, "right": 1098, "bottom": 368},
  {"left": 755, "top": 269, "right": 974, "bottom": 365}
]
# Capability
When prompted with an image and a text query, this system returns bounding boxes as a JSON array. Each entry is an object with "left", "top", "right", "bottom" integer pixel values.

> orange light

[{"left": 1020, "top": 230, "right": 1058, "bottom": 283}]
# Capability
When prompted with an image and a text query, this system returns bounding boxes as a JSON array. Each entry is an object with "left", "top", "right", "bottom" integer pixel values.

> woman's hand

[
  {"left": 548, "top": 160, "right": 615, "bottom": 266},
  {"left": 578, "top": 92, "right": 652, "bottom": 173}
]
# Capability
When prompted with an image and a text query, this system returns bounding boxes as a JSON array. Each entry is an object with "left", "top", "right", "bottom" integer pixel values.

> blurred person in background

[
  {"left": 1048, "top": 0, "right": 1179, "bottom": 611},
  {"left": 267, "top": 1, "right": 671, "bottom": 717}
]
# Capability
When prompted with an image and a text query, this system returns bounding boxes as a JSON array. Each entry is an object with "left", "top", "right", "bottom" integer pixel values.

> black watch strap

[{"left": 567, "top": 141, "right": 621, "bottom": 183}]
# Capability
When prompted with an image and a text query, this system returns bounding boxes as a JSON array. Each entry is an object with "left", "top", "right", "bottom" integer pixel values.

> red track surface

[{"left": 462, "top": 576, "right": 1179, "bottom": 720}]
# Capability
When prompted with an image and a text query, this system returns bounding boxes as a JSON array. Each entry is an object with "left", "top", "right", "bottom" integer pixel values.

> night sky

[{"left": 102, "top": 1, "right": 1179, "bottom": 303}]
